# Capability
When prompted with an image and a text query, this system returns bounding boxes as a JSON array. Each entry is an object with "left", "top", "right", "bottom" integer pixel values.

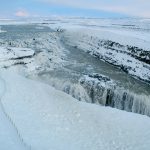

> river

[{"left": 0, "top": 24, "right": 150, "bottom": 116}]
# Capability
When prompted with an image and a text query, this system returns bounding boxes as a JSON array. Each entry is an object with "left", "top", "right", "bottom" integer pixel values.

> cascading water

[
  {"left": 79, "top": 74, "right": 150, "bottom": 116},
  {"left": 37, "top": 72, "right": 150, "bottom": 117},
  {"left": 1, "top": 24, "right": 150, "bottom": 118}
]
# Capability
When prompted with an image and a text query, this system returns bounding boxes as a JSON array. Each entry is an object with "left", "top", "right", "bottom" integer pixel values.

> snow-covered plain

[{"left": 0, "top": 18, "right": 150, "bottom": 149}]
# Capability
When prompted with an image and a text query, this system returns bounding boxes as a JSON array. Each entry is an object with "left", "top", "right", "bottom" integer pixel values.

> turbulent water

[
  {"left": 0, "top": 24, "right": 150, "bottom": 116},
  {"left": 38, "top": 39, "right": 150, "bottom": 116}
]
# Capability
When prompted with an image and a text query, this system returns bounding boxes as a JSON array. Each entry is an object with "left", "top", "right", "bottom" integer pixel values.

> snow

[
  {"left": 0, "top": 77, "right": 26, "bottom": 150},
  {"left": 0, "top": 31, "right": 65, "bottom": 75},
  {"left": 0, "top": 70, "right": 150, "bottom": 150},
  {"left": 0, "top": 18, "right": 150, "bottom": 150},
  {"left": 0, "top": 47, "right": 34, "bottom": 60},
  {"left": 62, "top": 27, "right": 150, "bottom": 82},
  {"left": 39, "top": 17, "right": 150, "bottom": 82}
]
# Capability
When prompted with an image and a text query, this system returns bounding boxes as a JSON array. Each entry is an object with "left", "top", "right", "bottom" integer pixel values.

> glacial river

[{"left": 0, "top": 24, "right": 150, "bottom": 116}]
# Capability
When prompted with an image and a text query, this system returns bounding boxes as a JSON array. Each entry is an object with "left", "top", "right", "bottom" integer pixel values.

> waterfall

[
  {"left": 80, "top": 74, "right": 150, "bottom": 116},
  {"left": 37, "top": 73, "right": 150, "bottom": 117}
]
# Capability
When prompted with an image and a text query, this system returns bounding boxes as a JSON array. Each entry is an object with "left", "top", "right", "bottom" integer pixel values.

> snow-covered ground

[
  {"left": 0, "top": 70, "right": 150, "bottom": 150},
  {"left": 0, "top": 18, "right": 150, "bottom": 149}
]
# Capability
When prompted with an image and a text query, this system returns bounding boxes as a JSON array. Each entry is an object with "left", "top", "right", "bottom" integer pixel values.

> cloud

[
  {"left": 37, "top": 0, "right": 150, "bottom": 17},
  {"left": 15, "top": 10, "right": 29, "bottom": 17}
]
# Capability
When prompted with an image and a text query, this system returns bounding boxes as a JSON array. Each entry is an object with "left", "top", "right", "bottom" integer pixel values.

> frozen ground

[{"left": 0, "top": 70, "right": 150, "bottom": 150}]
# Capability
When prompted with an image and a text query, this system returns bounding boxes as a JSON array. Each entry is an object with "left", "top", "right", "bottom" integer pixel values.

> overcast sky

[{"left": 0, "top": 0, "right": 150, "bottom": 18}]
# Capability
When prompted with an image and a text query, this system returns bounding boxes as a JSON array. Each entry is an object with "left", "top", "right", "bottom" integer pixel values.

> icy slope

[{"left": 0, "top": 70, "right": 150, "bottom": 150}]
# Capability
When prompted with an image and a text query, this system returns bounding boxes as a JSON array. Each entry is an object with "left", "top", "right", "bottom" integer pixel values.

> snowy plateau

[{"left": 0, "top": 18, "right": 150, "bottom": 150}]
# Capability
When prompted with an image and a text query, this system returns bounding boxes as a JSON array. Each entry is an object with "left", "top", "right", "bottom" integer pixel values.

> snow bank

[{"left": 0, "top": 70, "right": 150, "bottom": 150}]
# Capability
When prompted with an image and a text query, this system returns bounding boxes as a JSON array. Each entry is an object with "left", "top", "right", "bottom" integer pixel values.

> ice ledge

[{"left": 0, "top": 47, "right": 35, "bottom": 61}]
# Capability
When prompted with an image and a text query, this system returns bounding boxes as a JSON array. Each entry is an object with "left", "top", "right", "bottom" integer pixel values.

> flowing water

[
  {"left": 39, "top": 35, "right": 150, "bottom": 116},
  {"left": 0, "top": 24, "right": 150, "bottom": 116}
]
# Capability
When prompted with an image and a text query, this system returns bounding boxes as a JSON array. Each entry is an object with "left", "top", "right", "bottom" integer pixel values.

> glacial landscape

[{"left": 0, "top": 17, "right": 150, "bottom": 150}]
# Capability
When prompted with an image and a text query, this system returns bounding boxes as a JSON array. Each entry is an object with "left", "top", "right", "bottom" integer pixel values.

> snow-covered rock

[
  {"left": 63, "top": 28, "right": 150, "bottom": 83},
  {"left": 0, "top": 32, "right": 65, "bottom": 75}
]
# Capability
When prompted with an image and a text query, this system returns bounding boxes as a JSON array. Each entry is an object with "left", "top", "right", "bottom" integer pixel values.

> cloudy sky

[{"left": 0, "top": 0, "right": 150, "bottom": 18}]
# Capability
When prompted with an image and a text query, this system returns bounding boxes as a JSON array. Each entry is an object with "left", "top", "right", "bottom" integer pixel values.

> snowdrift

[{"left": 0, "top": 71, "right": 150, "bottom": 150}]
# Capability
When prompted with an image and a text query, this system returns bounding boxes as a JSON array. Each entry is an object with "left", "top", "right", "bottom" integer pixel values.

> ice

[
  {"left": 80, "top": 74, "right": 150, "bottom": 116},
  {"left": 0, "top": 70, "right": 150, "bottom": 150},
  {"left": 0, "top": 31, "right": 66, "bottom": 75}
]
